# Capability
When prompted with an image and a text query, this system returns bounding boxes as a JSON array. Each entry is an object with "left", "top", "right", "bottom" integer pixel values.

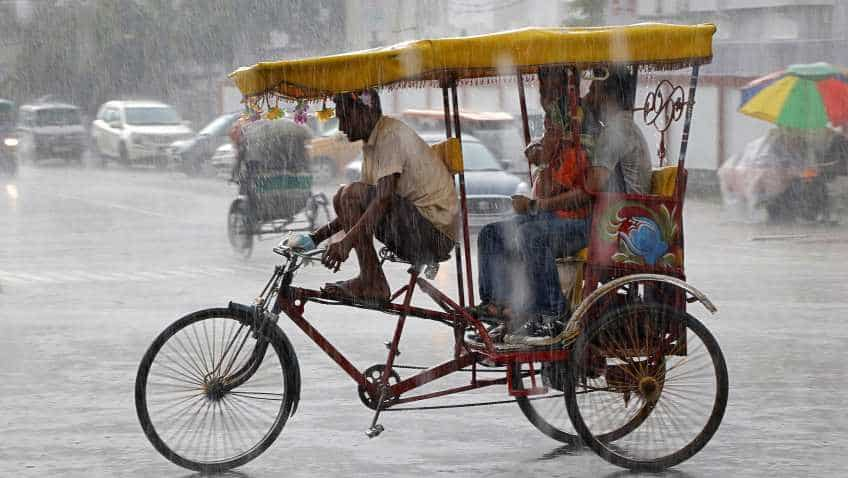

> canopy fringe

[{"left": 239, "top": 57, "right": 712, "bottom": 106}]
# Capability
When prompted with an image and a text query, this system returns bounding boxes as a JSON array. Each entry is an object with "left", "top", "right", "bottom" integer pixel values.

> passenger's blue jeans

[{"left": 477, "top": 212, "right": 588, "bottom": 317}]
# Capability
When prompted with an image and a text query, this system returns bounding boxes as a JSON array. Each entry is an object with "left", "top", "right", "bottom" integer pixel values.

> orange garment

[{"left": 532, "top": 146, "right": 590, "bottom": 219}]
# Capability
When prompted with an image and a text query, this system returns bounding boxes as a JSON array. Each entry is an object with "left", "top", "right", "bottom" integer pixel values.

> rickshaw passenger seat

[{"left": 555, "top": 166, "right": 682, "bottom": 297}]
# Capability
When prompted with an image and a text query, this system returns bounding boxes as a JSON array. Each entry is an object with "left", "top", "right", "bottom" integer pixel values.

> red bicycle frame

[{"left": 273, "top": 266, "right": 569, "bottom": 407}]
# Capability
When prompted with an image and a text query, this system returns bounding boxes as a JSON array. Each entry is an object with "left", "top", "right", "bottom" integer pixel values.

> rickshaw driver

[{"left": 289, "top": 90, "right": 459, "bottom": 302}]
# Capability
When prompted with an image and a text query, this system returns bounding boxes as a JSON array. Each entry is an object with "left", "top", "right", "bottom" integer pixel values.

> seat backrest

[
  {"left": 431, "top": 138, "right": 464, "bottom": 174},
  {"left": 650, "top": 165, "right": 678, "bottom": 198},
  {"left": 585, "top": 171, "right": 686, "bottom": 274}
]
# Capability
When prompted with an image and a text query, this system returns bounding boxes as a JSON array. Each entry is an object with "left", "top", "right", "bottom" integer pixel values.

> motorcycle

[{"left": 719, "top": 128, "right": 846, "bottom": 223}]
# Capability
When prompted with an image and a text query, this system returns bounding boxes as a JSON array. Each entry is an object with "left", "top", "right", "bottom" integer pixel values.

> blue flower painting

[{"left": 619, "top": 217, "right": 669, "bottom": 265}]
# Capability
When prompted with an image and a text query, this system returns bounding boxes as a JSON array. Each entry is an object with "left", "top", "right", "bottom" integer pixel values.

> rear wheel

[
  {"left": 512, "top": 361, "right": 579, "bottom": 444},
  {"left": 565, "top": 304, "right": 728, "bottom": 472},
  {"left": 227, "top": 199, "right": 254, "bottom": 259},
  {"left": 135, "top": 307, "right": 300, "bottom": 472},
  {"left": 512, "top": 357, "right": 656, "bottom": 445}
]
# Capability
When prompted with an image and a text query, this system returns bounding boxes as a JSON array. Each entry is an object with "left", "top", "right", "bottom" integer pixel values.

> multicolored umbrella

[{"left": 739, "top": 62, "right": 848, "bottom": 129}]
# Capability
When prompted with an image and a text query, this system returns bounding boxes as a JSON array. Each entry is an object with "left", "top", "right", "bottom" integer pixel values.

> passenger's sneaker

[
  {"left": 466, "top": 322, "right": 506, "bottom": 344},
  {"left": 503, "top": 314, "right": 566, "bottom": 346}
]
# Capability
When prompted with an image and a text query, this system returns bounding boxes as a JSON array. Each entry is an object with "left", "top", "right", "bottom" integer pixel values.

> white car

[
  {"left": 210, "top": 142, "right": 236, "bottom": 177},
  {"left": 91, "top": 100, "right": 193, "bottom": 167}
]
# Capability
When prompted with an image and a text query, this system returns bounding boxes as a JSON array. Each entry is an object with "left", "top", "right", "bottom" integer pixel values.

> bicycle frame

[{"left": 255, "top": 250, "right": 570, "bottom": 408}]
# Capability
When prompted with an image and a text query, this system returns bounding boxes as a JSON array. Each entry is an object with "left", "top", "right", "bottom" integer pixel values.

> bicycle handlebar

[{"left": 272, "top": 245, "right": 327, "bottom": 259}]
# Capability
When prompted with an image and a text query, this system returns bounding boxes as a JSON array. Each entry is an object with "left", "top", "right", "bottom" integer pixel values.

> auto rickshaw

[{"left": 135, "top": 23, "right": 727, "bottom": 473}]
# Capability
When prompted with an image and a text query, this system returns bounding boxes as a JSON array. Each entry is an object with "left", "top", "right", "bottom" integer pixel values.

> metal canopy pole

[
  {"left": 441, "top": 81, "right": 465, "bottom": 310},
  {"left": 676, "top": 65, "right": 700, "bottom": 200},
  {"left": 450, "top": 84, "right": 475, "bottom": 307},
  {"left": 516, "top": 70, "right": 533, "bottom": 181}
]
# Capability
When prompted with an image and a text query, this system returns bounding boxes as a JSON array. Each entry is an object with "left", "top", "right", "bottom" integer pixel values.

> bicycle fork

[{"left": 366, "top": 268, "right": 420, "bottom": 438}]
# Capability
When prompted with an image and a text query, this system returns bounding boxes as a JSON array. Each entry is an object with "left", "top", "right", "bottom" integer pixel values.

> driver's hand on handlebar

[{"left": 322, "top": 239, "right": 353, "bottom": 272}]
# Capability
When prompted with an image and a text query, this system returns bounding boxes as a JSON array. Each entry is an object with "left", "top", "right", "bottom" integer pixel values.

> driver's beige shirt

[{"left": 361, "top": 116, "right": 459, "bottom": 241}]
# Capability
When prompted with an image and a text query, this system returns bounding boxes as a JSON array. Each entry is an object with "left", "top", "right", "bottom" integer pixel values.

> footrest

[{"left": 464, "top": 336, "right": 562, "bottom": 352}]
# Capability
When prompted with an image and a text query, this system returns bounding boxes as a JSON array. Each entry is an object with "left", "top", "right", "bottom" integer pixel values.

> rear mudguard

[
  {"left": 563, "top": 274, "right": 717, "bottom": 339},
  {"left": 229, "top": 301, "right": 302, "bottom": 417},
  {"left": 528, "top": 274, "right": 716, "bottom": 347}
]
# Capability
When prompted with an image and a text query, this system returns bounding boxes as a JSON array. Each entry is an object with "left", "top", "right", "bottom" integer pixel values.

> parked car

[
  {"left": 168, "top": 112, "right": 239, "bottom": 176},
  {"left": 91, "top": 100, "right": 193, "bottom": 168},
  {"left": 397, "top": 109, "right": 528, "bottom": 172},
  {"left": 210, "top": 142, "right": 236, "bottom": 177},
  {"left": 345, "top": 133, "right": 527, "bottom": 228},
  {"left": 0, "top": 99, "right": 17, "bottom": 175},
  {"left": 16, "top": 101, "right": 86, "bottom": 165}
]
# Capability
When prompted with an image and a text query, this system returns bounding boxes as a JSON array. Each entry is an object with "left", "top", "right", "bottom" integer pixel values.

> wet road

[{"left": 1, "top": 163, "right": 847, "bottom": 477}]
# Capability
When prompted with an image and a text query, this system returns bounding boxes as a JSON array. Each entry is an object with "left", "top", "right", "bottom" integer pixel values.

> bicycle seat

[{"left": 378, "top": 247, "right": 445, "bottom": 279}]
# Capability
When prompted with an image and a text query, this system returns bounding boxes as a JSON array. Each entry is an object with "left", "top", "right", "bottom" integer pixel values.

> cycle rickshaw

[
  {"left": 136, "top": 23, "right": 727, "bottom": 473},
  {"left": 227, "top": 117, "right": 331, "bottom": 258}
]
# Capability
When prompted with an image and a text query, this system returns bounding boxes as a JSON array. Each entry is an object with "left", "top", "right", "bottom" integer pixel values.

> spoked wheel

[
  {"left": 512, "top": 357, "right": 654, "bottom": 445},
  {"left": 565, "top": 304, "right": 728, "bottom": 472},
  {"left": 135, "top": 308, "right": 301, "bottom": 472},
  {"left": 227, "top": 199, "right": 254, "bottom": 259},
  {"left": 511, "top": 360, "right": 579, "bottom": 444}
]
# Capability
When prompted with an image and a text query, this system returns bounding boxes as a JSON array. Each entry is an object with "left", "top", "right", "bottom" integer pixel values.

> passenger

[
  {"left": 287, "top": 89, "right": 459, "bottom": 302},
  {"left": 473, "top": 66, "right": 592, "bottom": 341},
  {"left": 508, "top": 69, "right": 652, "bottom": 343},
  {"left": 476, "top": 68, "right": 653, "bottom": 344},
  {"left": 583, "top": 69, "right": 653, "bottom": 194}
]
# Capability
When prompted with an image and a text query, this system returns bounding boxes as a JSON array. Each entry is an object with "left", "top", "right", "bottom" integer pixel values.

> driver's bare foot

[{"left": 323, "top": 275, "right": 390, "bottom": 302}]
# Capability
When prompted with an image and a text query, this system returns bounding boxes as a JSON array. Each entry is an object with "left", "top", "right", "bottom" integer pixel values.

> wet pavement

[{"left": 1, "top": 163, "right": 847, "bottom": 477}]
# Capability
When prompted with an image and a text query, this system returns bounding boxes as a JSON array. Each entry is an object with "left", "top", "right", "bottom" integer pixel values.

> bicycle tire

[
  {"left": 135, "top": 307, "right": 300, "bottom": 472},
  {"left": 565, "top": 303, "right": 728, "bottom": 472}
]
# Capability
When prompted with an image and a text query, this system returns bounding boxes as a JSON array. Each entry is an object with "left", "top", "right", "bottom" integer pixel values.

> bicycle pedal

[{"left": 365, "top": 424, "right": 384, "bottom": 438}]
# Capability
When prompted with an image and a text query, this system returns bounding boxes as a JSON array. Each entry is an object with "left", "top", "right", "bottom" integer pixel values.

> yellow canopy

[{"left": 230, "top": 23, "right": 716, "bottom": 100}]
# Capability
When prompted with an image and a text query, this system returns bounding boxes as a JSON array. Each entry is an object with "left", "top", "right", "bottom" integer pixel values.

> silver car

[{"left": 345, "top": 133, "right": 528, "bottom": 229}]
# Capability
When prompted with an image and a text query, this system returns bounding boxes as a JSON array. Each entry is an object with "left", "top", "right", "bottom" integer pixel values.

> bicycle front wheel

[{"left": 135, "top": 308, "right": 299, "bottom": 472}]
